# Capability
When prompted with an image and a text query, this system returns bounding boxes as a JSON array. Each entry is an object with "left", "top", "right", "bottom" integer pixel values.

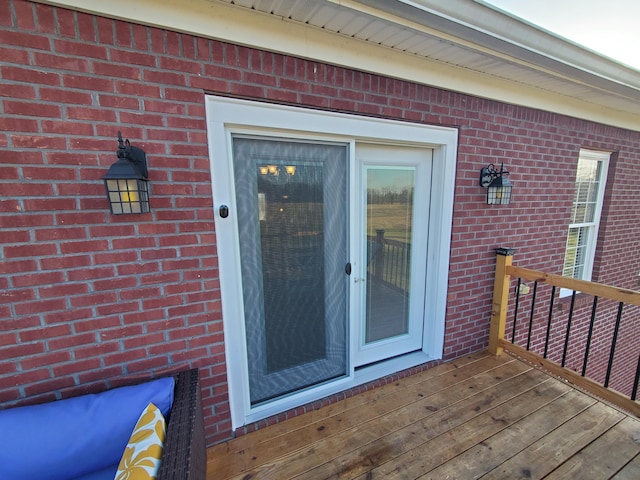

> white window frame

[
  {"left": 561, "top": 149, "right": 610, "bottom": 296},
  {"left": 205, "top": 95, "right": 458, "bottom": 429}
]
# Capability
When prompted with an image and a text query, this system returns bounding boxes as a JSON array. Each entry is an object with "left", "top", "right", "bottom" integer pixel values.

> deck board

[{"left": 207, "top": 352, "right": 640, "bottom": 480}]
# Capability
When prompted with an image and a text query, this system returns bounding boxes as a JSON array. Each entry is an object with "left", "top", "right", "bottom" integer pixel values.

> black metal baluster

[
  {"left": 632, "top": 354, "right": 640, "bottom": 401},
  {"left": 604, "top": 301, "right": 624, "bottom": 388},
  {"left": 581, "top": 296, "right": 598, "bottom": 377},
  {"left": 543, "top": 286, "right": 556, "bottom": 359},
  {"left": 526, "top": 281, "right": 538, "bottom": 351},
  {"left": 561, "top": 291, "right": 577, "bottom": 367},
  {"left": 512, "top": 278, "right": 521, "bottom": 343}
]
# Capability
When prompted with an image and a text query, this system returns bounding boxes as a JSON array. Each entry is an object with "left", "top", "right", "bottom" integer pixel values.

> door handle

[{"left": 345, "top": 262, "right": 351, "bottom": 275}]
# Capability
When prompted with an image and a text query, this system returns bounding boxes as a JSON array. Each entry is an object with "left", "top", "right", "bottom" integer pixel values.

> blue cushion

[
  {"left": 73, "top": 463, "right": 118, "bottom": 480},
  {"left": 0, "top": 377, "right": 174, "bottom": 480}
]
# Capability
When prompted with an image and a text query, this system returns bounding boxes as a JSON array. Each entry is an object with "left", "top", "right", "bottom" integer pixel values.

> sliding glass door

[{"left": 232, "top": 137, "right": 349, "bottom": 405}]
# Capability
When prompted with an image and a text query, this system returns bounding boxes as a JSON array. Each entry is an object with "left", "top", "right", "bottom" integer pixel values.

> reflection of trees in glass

[{"left": 367, "top": 187, "right": 414, "bottom": 204}]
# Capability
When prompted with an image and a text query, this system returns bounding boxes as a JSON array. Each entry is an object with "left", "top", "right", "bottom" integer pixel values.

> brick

[
  {"left": 25, "top": 199, "right": 78, "bottom": 214},
  {"left": 102, "top": 347, "right": 147, "bottom": 366},
  {"left": 93, "top": 250, "right": 138, "bottom": 266},
  {"left": 41, "top": 120, "right": 94, "bottom": 136},
  {"left": 143, "top": 69, "right": 187, "bottom": 87},
  {"left": 53, "top": 40, "right": 109, "bottom": 59},
  {"left": 4, "top": 243, "right": 57, "bottom": 259},
  {"left": 0, "top": 368, "right": 50, "bottom": 392},
  {"left": 98, "top": 93, "right": 140, "bottom": 110},
  {"left": 142, "top": 294, "right": 183, "bottom": 310},
  {"left": 78, "top": 366, "right": 124, "bottom": 385},
  {"left": 139, "top": 248, "right": 178, "bottom": 261},
  {"left": 145, "top": 317, "right": 185, "bottom": 333},
  {"left": 0, "top": 116, "right": 38, "bottom": 135},
  {"left": 4, "top": 101, "right": 62, "bottom": 118},
  {"left": 164, "top": 87, "right": 203, "bottom": 103},
  {"left": 66, "top": 106, "right": 118, "bottom": 122},
  {"left": 125, "top": 356, "right": 171, "bottom": 373},
  {"left": 44, "top": 308, "right": 94, "bottom": 325},
  {"left": 140, "top": 272, "right": 180, "bottom": 285},
  {"left": 93, "top": 61, "right": 141, "bottom": 80},
  {"left": 63, "top": 74, "right": 114, "bottom": 92},
  {"left": 119, "top": 111, "right": 165, "bottom": 126},
  {"left": 46, "top": 151, "right": 97, "bottom": 166},
  {"left": 53, "top": 358, "right": 102, "bottom": 377},
  {"left": 59, "top": 239, "right": 109, "bottom": 254},
  {"left": 123, "top": 332, "right": 166, "bottom": 349},
  {"left": 47, "top": 332, "right": 97, "bottom": 350},
  {"left": 11, "top": 135, "right": 66, "bottom": 149},
  {"left": 111, "top": 236, "right": 156, "bottom": 250},
  {"left": 38, "top": 282, "right": 89, "bottom": 298},
  {"left": 0, "top": 230, "right": 31, "bottom": 245},
  {"left": 21, "top": 350, "right": 72, "bottom": 370},
  {"left": 70, "top": 292, "right": 118, "bottom": 308},
  {"left": 119, "top": 286, "right": 162, "bottom": 301},
  {"left": 159, "top": 56, "right": 201, "bottom": 74},
  {"left": 165, "top": 31, "right": 180, "bottom": 56},
  {"left": 11, "top": 270, "right": 65, "bottom": 287},
  {"left": 2, "top": 288, "right": 35, "bottom": 303},
  {"left": 39, "top": 254, "right": 92, "bottom": 271},
  {"left": 56, "top": 212, "right": 107, "bottom": 225},
  {"left": 14, "top": 298, "right": 67, "bottom": 315},
  {"left": 95, "top": 302, "right": 140, "bottom": 316},
  {"left": 0, "top": 29, "right": 50, "bottom": 49},
  {"left": 2, "top": 65, "right": 59, "bottom": 86},
  {"left": 73, "top": 342, "right": 120, "bottom": 359},
  {"left": 131, "top": 23, "right": 148, "bottom": 50},
  {"left": 0, "top": 1, "right": 11, "bottom": 27},
  {"left": 122, "top": 308, "right": 165, "bottom": 325}
]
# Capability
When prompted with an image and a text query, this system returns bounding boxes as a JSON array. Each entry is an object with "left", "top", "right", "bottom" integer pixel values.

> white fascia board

[
  {"left": 35, "top": 0, "right": 640, "bottom": 131},
  {"left": 364, "top": 0, "right": 640, "bottom": 91}
]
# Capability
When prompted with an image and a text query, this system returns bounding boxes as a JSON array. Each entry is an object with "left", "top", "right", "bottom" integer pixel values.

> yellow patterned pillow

[{"left": 115, "top": 402, "right": 166, "bottom": 480}]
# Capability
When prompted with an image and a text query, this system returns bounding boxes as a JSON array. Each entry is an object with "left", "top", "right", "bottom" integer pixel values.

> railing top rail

[{"left": 506, "top": 265, "right": 640, "bottom": 307}]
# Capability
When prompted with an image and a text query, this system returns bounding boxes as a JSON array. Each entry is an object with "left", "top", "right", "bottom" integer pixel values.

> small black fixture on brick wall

[
  {"left": 480, "top": 162, "right": 512, "bottom": 205},
  {"left": 103, "top": 132, "right": 150, "bottom": 214}
]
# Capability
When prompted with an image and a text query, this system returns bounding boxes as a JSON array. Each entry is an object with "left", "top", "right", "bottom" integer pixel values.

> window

[{"left": 562, "top": 149, "right": 609, "bottom": 284}]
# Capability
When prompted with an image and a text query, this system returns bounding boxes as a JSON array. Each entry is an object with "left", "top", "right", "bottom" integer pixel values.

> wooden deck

[{"left": 206, "top": 352, "right": 640, "bottom": 479}]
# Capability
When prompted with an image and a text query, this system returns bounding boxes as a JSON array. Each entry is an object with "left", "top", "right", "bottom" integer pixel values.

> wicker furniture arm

[{"left": 156, "top": 369, "right": 206, "bottom": 480}]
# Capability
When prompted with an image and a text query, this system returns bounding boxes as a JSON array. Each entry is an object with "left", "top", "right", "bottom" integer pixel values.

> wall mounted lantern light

[
  {"left": 103, "top": 132, "right": 150, "bottom": 214},
  {"left": 479, "top": 163, "right": 512, "bottom": 205}
]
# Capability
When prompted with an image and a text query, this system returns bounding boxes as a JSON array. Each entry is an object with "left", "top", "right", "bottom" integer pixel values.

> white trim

[{"left": 206, "top": 96, "right": 457, "bottom": 429}]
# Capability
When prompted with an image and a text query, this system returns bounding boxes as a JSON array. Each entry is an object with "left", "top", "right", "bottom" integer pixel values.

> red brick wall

[{"left": 1, "top": 0, "right": 640, "bottom": 444}]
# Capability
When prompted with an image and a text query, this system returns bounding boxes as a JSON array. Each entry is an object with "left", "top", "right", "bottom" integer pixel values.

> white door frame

[{"left": 206, "top": 95, "right": 458, "bottom": 429}]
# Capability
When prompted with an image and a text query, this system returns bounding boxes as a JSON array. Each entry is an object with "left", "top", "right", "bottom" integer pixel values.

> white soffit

[{"left": 36, "top": 0, "right": 640, "bottom": 131}]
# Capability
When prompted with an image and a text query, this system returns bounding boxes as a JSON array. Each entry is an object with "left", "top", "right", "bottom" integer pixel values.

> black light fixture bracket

[
  {"left": 114, "top": 131, "right": 148, "bottom": 179},
  {"left": 479, "top": 162, "right": 513, "bottom": 205},
  {"left": 479, "top": 163, "right": 508, "bottom": 188}
]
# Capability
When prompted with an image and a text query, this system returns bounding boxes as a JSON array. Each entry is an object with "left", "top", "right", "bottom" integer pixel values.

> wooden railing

[{"left": 489, "top": 248, "right": 640, "bottom": 417}]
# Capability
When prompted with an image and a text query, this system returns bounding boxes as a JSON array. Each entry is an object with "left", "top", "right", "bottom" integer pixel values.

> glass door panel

[
  {"left": 365, "top": 167, "right": 414, "bottom": 343},
  {"left": 354, "top": 144, "right": 431, "bottom": 366},
  {"left": 232, "top": 137, "right": 348, "bottom": 405}
]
